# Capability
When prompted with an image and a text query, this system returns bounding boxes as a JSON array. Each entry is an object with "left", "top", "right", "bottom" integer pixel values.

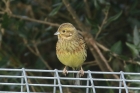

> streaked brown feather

[{"left": 55, "top": 23, "right": 87, "bottom": 75}]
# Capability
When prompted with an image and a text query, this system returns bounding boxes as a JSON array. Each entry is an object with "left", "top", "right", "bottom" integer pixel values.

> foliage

[{"left": 0, "top": 0, "right": 140, "bottom": 93}]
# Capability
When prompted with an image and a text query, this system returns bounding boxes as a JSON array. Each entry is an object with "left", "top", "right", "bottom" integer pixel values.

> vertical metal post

[
  {"left": 119, "top": 73, "right": 122, "bottom": 93},
  {"left": 87, "top": 70, "right": 96, "bottom": 93},
  {"left": 55, "top": 69, "right": 63, "bottom": 93},
  {"left": 22, "top": 68, "right": 30, "bottom": 93},
  {"left": 120, "top": 71, "right": 128, "bottom": 93},
  {"left": 86, "top": 74, "right": 90, "bottom": 93},
  {"left": 53, "top": 70, "right": 56, "bottom": 93},
  {"left": 21, "top": 72, "right": 24, "bottom": 92}
]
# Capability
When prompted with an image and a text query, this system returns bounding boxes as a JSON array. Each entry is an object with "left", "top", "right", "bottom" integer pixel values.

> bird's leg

[
  {"left": 79, "top": 66, "right": 84, "bottom": 77},
  {"left": 63, "top": 66, "right": 68, "bottom": 76}
]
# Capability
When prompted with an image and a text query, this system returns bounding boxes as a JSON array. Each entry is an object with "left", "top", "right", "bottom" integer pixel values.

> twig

[
  {"left": 84, "top": 59, "right": 140, "bottom": 67},
  {"left": 83, "top": 0, "right": 91, "bottom": 19},
  {"left": 26, "top": 73, "right": 36, "bottom": 92},
  {"left": 97, "top": 42, "right": 140, "bottom": 66},
  {"left": 0, "top": 11, "right": 59, "bottom": 27},
  {"left": 62, "top": 0, "right": 87, "bottom": 31},
  {"left": 127, "top": 60, "right": 140, "bottom": 65},
  {"left": 32, "top": 41, "right": 53, "bottom": 70},
  {"left": 23, "top": 39, "right": 37, "bottom": 56},
  {"left": 2, "top": 0, "right": 12, "bottom": 15},
  {"left": 96, "top": 42, "right": 109, "bottom": 51},
  {"left": 1, "top": 0, "right": 59, "bottom": 27},
  {"left": 95, "top": 9, "right": 109, "bottom": 39},
  {"left": 83, "top": 32, "right": 119, "bottom": 79},
  {"left": 63, "top": 0, "right": 119, "bottom": 80},
  {"left": 23, "top": 39, "right": 53, "bottom": 76},
  {"left": 83, "top": 61, "right": 98, "bottom": 66},
  {"left": 0, "top": 24, "right": 4, "bottom": 48}
]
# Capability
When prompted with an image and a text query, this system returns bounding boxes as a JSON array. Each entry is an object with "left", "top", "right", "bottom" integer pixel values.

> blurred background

[{"left": 0, "top": 0, "right": 140, "bottom": 93}]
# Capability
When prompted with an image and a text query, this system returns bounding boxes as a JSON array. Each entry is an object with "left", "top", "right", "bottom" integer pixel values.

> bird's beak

[{"left": 54, "top": 31, "right": 60, "bottom": 35}]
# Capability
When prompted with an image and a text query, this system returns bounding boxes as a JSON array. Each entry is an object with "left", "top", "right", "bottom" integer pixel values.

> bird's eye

[{"left": 62, "top": 30, "right": 66, "bottom": 33}]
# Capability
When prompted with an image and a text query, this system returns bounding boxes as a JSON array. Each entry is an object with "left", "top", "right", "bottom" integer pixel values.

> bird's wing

[{"left": 78, "top": 31, "right": 88, "bottom": 50}]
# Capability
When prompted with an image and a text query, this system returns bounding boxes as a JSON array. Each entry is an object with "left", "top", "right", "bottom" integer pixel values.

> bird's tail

[{"left": 72, "top": 68, "right": 81, "bottom": 85}]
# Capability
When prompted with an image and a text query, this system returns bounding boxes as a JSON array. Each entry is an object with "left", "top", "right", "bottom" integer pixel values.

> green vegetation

[{"left": 0, "top": 0, "right": 140, "bottom": 93}]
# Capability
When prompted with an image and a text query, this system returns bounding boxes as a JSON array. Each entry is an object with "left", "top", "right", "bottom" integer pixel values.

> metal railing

[{"left": 0, "top": 68, "right": 140, "bottom": 93}]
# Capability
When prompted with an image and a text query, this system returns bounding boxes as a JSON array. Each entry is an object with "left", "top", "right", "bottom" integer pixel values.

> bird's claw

[
  {"left": 79, "top": 67, "right": 84, "bottom": 77},
  {"left": 63, "top": 66, "right": 68, "bottom": 76}
]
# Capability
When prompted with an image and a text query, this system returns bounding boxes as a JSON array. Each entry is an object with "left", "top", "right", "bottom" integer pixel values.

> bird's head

[{"left": 54, "top": 23, "right": 78, "bottom": 40}]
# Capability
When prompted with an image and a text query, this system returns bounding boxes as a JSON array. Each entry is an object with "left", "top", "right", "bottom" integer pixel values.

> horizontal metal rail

[{"left": 0, "top": 68, "right": 139, "bottom": 93}]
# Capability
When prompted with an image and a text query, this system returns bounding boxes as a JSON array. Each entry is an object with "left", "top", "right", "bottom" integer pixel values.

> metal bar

[
  {"left": 0, "top": 68, "right": 140, "bottom": 75},
  {"left": 55, "top": 69, "right": 63, "bottom": 93},
  {"left": 88, "top": 70, "right": 96, "bottom": 93},
  {"left": 21, "top": 72, "right": 24, "bottom": 92},
  {"left": 60, "top": 77, "right": 121, "bottom": 81},
  {"left": 0, "top": 82, "right": 140, "bottom": 90},
  {"left": 0, "top": 83, "right": 25, "bottom": 85},
  {"left": 53, "top": 73, "right": 56, "bottom": 93},
  {"left": 22, "top": 68, "right": 30, "bottom": 93},
  {"left": 0, "top": 68, "right": 140, "bottom": 93},
  {"left": 0, "top": 75, "right": 23, "bottom": 78},
  {"left": 86, "top": 74, "right": 90, "bottom": 93},
  {"left": 120, "top": 71, "right": 128, "bottom": 93},
  {"left": 1, "top": 74, "right": 140, "bottom": 83},
  {"left": 0, "top": 68, "right": 22, "bottom": 71},
  {"left": 119, "top": 73, "right": 122, "bottom": 93},
  {"left": 0, "top": 75, "right": 121, "bottom": 81},
  {"left": 1, "top": 75, "right": 140, "bottom": 82}
]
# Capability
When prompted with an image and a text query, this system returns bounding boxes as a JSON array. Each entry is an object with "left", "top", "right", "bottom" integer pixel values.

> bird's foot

[
  {"left": 63, "top": 66, "right": 68, "bottom": 76},
  {"left": 79, "top": 67, "right": 84, "bottom": 77}
]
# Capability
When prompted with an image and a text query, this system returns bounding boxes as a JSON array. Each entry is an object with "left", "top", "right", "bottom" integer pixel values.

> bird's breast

[{"left": 56, "top": 39, "right": 87, "bottom": 68}]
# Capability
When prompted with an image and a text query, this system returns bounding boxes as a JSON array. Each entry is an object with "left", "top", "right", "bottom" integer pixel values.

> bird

[{"left": 54, "top": 23, "right": 87, "bottom": 77}]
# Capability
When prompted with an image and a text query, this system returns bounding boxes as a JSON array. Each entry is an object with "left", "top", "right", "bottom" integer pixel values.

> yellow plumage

[
  {"left": 56, "top": 36, "right": 86, "bottom": 68},
  {"left": 54, "top": 23, "right": 87, "bottom": 76}
]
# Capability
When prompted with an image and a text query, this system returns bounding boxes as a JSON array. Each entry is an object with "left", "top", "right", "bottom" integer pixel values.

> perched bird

[{"left": 54, "top": 23, "right": 87, "bottom": 76}]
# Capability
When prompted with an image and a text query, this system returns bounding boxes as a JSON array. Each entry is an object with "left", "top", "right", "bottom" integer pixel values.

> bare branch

[
  {"left": 33, "top": 41, "right": 53, "bottom": 71},
  {"left": 2, "top": 0, "right": 12, "bottom": 15},
  {"left": 26, "top": 73, "right": 36, "bottom": 92},
  {"left": 83, "top": 61, "right": 97, "bottom": 66},
  {"left": 63, "top": 0, "right": 119, "bottom": 79},
  {"left": 95, "top": 9, "right": 109, "bottom": 39},
  {"left": 83, "top": 0, "right": 92, "bottom": 19},
  {"left": 96, "top": 42, "right": 110, "bottom": 51},
  {"left": 97, "top": 42, "right": 140, "bottom": 66},
  {"left": 83, "top": 32, "right": 119, "bottom": 79},
  {"left": 23, "top": 38, "right": 37, "bottom": 56},
  {"left": 1, "top": 0, "right": 59, "bottom": 27},
  {"left": 23, "top": 39, "right": 53, "bottom": 76},
  {"left": 0, "top": 11, "right": 59, "bottom": 27},
  {"left": 62, "top": 0, "right": 87, "bottom": 31}
]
